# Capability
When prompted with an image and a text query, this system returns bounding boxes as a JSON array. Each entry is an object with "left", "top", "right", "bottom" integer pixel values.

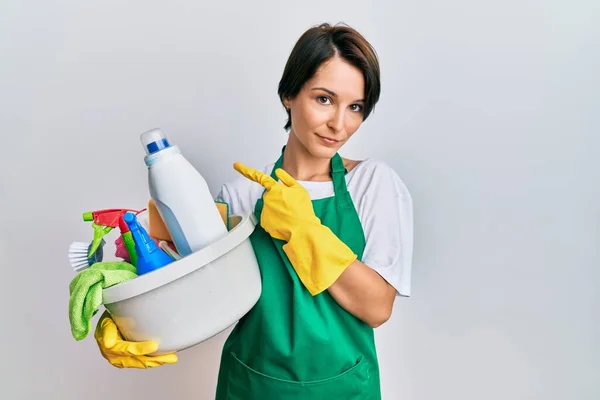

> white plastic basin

[{"left": 102, "top": 213, "right": 261, "bottom": 355}]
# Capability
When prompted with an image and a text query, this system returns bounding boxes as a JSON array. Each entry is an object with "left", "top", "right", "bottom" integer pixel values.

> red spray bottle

[{"left": 82, "top": 208, "right": 145, "bottom": 257}]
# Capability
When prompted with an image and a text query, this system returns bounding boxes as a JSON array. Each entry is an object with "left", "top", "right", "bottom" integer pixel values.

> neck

[{"left": 281, "top": 132, "right": 332, "bottom": 182}]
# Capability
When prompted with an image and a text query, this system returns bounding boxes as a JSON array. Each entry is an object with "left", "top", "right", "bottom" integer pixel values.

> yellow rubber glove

[
  {"left": 94, "top": 311, "right": 178, "bottom": 369},
  {"left": 234, "top": 162, "right": 357, "bottom": 295}
]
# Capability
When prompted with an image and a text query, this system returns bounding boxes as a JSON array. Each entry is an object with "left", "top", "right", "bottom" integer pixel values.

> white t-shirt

[{"left": 215, "top": 158, "right": 414, "bottom": 297}]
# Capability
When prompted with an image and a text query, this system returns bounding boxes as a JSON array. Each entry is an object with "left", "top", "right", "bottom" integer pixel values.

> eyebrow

[{"left": 311, "top": 87, "right": 365, "bottom": 103}]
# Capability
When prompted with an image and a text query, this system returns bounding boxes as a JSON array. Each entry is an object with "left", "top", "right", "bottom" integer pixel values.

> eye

[
  {"left": 350, "top": 104, "right": 363, "bottom": 112},
  {"left": 317, "top": 96, "right": 331, "bottom": 105}
]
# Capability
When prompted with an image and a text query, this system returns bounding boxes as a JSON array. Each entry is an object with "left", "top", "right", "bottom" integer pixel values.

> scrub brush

[{"left": 68, "top": 239, "right": 105, "bottom": 272}]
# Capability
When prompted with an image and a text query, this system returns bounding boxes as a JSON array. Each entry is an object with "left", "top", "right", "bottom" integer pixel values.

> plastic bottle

[
  {"left": 140, "top": 128, "right": 228, "bottom": 257},
  {"left": 118, "top": 213, "right": 138, "bottom": 267},
  {"left": 124, "top": 212, "right": 173, "bottom": 275}
]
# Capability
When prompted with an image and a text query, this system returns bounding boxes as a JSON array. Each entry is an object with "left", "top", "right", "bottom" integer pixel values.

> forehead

[{"left": 306, "top": 56, "right": 365, "bottom": 99}]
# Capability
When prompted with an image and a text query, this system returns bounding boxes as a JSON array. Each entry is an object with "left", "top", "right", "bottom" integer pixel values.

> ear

[{"left": 282, "top": 96, "right": 291, "bottom": 110}]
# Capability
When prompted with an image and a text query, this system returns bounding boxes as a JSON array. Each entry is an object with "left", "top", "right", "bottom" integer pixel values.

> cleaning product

[
  {"left": 118, "top": 214, "right": 138, "bottom": 267},
  {"left": 140, "top": 128, "right": 228, "bottom": 257},
  {"left": 147, "top": 198, "right": 173, "bottom": 242},
  {"left": 82, "top": 208, "right": 145, "bottom": 257},
  {"left": 124, "top": 211, "right": 173, "bottom": 275},
  {"left": 147, "top": 198, "right": 230, "bottom": 244}
]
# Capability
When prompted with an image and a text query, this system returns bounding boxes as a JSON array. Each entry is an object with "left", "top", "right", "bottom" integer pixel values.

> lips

[{"left": 316, "top": 134, "right": 340, "bottom": 143}]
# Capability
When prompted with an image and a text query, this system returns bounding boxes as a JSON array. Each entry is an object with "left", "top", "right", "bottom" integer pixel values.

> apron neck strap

[
  {"left": 269, "top": 146, "right": 286, "bottom": 180},
  {"left": 330, "top": 151, "right": 351, "bottom": 200}
]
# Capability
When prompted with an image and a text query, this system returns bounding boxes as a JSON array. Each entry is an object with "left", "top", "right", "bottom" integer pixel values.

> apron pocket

[{"left": 226, "top": 352, "right": 375, "bottom": 400}]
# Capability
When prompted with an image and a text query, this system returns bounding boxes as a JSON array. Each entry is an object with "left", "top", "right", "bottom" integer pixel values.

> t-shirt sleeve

[
  {"left": 214, "top": 185, "right": 234, "bottom": 211},
  {"left": 357, "top": 163, "right": 414, "bottom": 297},
  {"left": 214, "top": 184, "right": 251, "bottom": 216},
  {"left": 214, "top": 173, "right": 267, "bottom": 217}
]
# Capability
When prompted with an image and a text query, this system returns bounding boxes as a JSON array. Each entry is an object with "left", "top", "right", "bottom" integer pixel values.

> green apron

[{"left": 215, "top": 149, "right": 381, "bottom": 399}]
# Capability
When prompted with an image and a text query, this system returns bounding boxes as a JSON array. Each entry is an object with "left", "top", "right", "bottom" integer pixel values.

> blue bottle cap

[{"left": 140, "top": 128, "right": 171, "bottom": 155}]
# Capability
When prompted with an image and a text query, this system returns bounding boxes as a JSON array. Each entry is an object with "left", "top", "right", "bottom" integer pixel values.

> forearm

[
  {"left": 282, "top": 221, "right": 397, "bottom": 327},
  {"left": 327, "top": 259, "right": 396, "bottom": 328}
]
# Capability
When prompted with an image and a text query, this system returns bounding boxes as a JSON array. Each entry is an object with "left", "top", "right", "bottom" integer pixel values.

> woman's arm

[
  {"left": 230, "top": 160, "right": 413, "bottom": 328},
  {"left": 328, "top": 260, "right": 397, "bottom": 328},
  {"left": 327, "top": 162, "right": 413, "bottom": 328}
]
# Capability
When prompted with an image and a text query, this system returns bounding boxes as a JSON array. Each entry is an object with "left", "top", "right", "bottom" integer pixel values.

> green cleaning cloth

[{"left": 69, "top": 261, "right": 137, "bottom": 341}]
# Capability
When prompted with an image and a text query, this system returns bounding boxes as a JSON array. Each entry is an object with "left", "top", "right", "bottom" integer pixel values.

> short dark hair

[{"left": 278, "top": 22, "right": 381, "bottom": 131}]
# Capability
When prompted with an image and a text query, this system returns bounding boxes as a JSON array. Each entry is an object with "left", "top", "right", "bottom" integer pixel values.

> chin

[
  {"left": 308, "top": 143, "right": 340, "bottom": 159},
  {"left": 310, "top": 134, "right": 345, "bottom": 158}
]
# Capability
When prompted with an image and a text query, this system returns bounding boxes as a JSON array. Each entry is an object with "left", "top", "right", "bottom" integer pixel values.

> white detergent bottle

[{"left": 140, "top": 128, "right": 228, "bottom": 257}]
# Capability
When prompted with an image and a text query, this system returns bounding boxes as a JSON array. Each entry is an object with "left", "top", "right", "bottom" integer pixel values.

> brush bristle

[{"left": 68, "top": 240, "right": 105, "bottom": 272}]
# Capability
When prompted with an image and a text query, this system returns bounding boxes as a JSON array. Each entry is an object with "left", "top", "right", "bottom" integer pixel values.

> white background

[{"left": 1, "top": 1, "right": 598, "bottom": 399}]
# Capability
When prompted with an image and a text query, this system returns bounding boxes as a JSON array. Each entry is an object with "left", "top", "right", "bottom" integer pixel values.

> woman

[{"left": 94, "top": 22, "right": 413, "bottom": 399}]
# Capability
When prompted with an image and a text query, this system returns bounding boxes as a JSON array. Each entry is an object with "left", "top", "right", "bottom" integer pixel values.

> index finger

[{"left": 233, "top": 162, "right": 277, "bottom": 190}]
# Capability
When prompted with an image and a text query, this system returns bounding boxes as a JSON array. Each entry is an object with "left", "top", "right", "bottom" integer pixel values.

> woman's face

[{"left": 284, "top": 55, "right": 365, "bottom": 160}]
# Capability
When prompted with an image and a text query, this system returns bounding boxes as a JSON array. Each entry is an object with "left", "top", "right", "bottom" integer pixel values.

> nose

[{"left": 327, "top": 107, "right": 345, "bottom": 134}]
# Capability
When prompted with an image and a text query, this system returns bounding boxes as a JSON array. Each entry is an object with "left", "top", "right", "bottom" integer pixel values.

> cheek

[
  {"left": 295, "top": 102, "right": 325, "bottom": 131},
  {"left": 346, "top": 115, "right": 363, "bottom": 135}
]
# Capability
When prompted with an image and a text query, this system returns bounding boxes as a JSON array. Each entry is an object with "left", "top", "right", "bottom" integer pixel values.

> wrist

[{"left": 283, "top": 223, "right": 357, "bottom": 296}]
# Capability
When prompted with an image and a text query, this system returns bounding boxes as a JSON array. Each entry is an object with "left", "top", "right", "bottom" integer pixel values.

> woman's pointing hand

[{"left": 233, "top": 161, "right": 318, "bottom": 242}]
